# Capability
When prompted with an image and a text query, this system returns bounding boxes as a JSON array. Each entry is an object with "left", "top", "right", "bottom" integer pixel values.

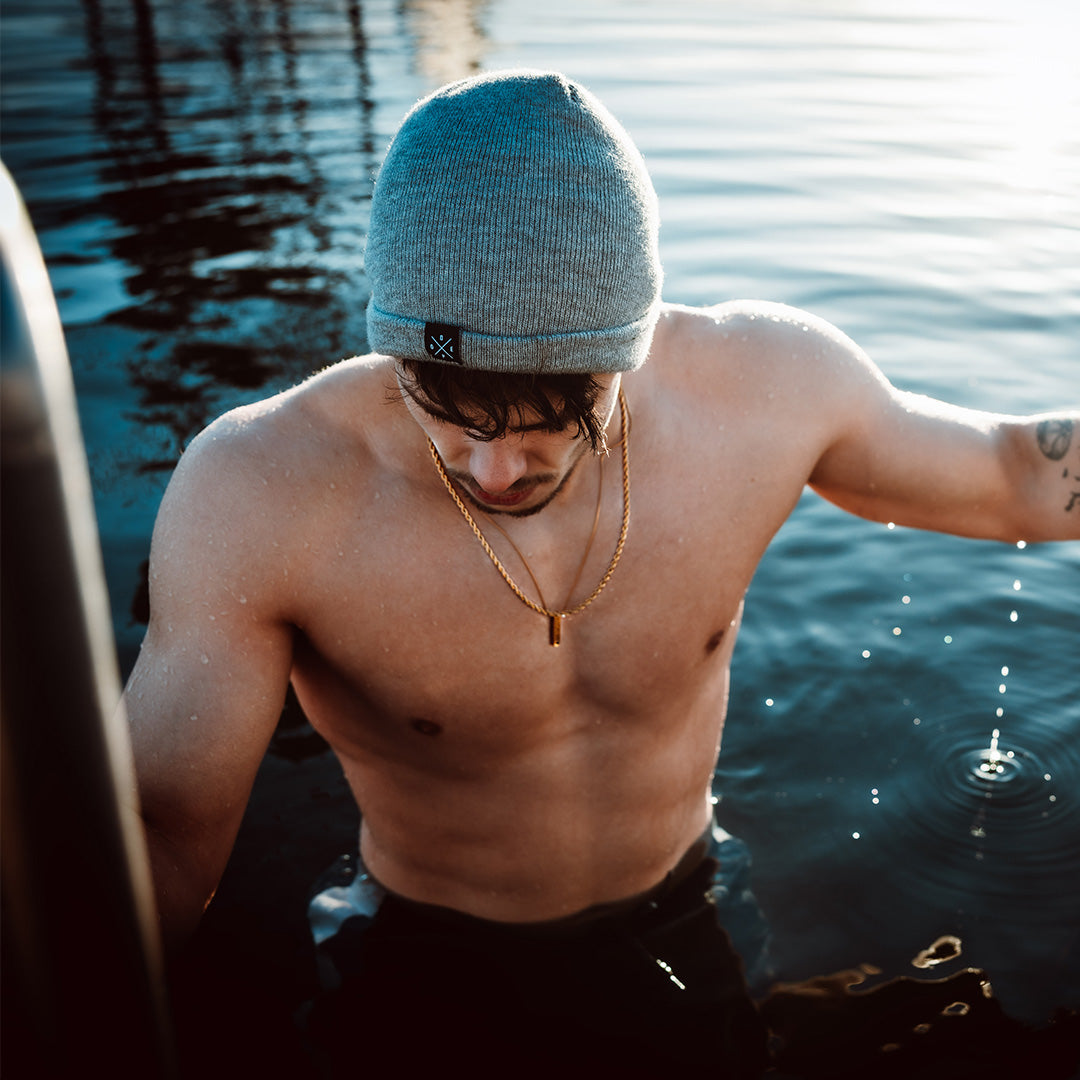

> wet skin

[{"left": 123, "top": 300, "right": 1079, "bottom": 947}]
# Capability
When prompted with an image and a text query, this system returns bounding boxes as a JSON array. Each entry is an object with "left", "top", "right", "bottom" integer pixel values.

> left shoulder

[
  {"left": 657, "top": 297, "right": 872, "bottom": 363},
  {"left": 651, "top": 299, "right": 885, "bottom": 408}
]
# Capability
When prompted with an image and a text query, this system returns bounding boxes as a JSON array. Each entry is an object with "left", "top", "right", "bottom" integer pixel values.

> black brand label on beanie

[{"left": 424, "top": 323, "right": 461, "bottom": 364}]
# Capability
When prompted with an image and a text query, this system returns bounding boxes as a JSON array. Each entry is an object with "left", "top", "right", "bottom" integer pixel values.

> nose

[{"left": 466, "top": 438, "right": 529, "bottom": 493}]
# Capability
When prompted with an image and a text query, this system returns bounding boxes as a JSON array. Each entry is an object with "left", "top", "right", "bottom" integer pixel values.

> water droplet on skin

[{"left": 200, "top": 654, "right": 209, "bottom": 664}]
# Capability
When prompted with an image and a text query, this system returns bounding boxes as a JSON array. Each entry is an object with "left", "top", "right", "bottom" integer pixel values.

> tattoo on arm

[
  {"left": 1036, "top": 418, "right": 1073, "bottom": 461},
  {"left": 1034, "top": 419, "right": 1079, "bottom": 513}
]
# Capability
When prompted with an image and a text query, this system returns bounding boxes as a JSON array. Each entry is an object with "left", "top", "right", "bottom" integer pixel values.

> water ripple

[{"left": 875, "top": 718, "right": 1080, "bottom": 920}]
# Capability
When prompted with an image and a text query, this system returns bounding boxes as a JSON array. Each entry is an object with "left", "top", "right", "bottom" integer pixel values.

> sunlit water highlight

[{"left": 3, "top": 0, "right": 1078, "bottom": 1029}]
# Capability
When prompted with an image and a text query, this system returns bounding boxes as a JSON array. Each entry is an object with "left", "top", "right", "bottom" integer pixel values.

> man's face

[{"left": 398, "top": 369, "right": 622, "bottom": 517}]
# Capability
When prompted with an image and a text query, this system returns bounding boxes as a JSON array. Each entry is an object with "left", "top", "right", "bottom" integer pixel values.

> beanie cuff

[{"left": 366, "top": 300, "right": 658, "bottom": 374}]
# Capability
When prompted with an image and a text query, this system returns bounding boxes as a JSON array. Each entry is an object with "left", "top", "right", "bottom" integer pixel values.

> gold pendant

[{"left": 550, "top": 614, "right": 562, "bottom": 647}]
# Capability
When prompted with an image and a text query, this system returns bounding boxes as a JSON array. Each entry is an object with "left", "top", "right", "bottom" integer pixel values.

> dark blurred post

[{"left": 1, "top": 164, "right": 174, "bottom": 1078}]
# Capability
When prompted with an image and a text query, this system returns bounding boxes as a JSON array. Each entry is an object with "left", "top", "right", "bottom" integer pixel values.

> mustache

[{"left": 444, "top": 469, "right": 560, "bottom": 493}]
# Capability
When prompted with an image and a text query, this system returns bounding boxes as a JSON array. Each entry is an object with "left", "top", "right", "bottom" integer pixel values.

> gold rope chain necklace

[{"left": 427, "top": 390, "right": 631, "bottom": 646}]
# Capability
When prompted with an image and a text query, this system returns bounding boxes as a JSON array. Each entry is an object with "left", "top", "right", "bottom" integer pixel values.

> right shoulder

[
  {"left": 150, "top": 354, "right": 401, "bottom": 586},
  {"left": 166, "top": 353, "right": 396, "bottom": 504}
]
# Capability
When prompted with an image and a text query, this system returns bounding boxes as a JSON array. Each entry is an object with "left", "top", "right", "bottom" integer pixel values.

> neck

[{"left": 425, "top": 389, "right": 631, "bottom": 647}]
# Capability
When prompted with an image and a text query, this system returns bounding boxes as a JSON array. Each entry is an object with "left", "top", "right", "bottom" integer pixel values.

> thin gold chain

[
  {"left": 427, "top": 390, "right": 631, "bottom": 632},
  {"left": 479, "top": 454, "right": 603, "bottom": 613}
]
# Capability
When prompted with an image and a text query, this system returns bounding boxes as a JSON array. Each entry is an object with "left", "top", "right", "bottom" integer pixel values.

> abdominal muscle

[{"left": 320, "top": 692, "right": 724, "bottom": 924}]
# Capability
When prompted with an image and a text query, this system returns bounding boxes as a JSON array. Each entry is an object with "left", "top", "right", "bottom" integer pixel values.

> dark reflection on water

[
  {"left": 57, "top": 0, "right": 382, "bottom": 468},
  {"left": 3, "top": 0, "right": 1078, "bottom": 1073}
]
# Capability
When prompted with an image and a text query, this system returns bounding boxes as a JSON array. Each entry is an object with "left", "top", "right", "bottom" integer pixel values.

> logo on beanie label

[{"left": 425, "top": 323, "right": 461, "bottom": 364}]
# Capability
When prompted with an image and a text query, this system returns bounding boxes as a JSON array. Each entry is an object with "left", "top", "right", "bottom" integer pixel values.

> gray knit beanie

[{"left": 365, "top": 70, "right": 662, "bottom": 373}]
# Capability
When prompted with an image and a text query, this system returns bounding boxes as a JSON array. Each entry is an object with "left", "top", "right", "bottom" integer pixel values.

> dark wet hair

[{"left": 397, "top": 358, "right": 609, "bottom": 453}]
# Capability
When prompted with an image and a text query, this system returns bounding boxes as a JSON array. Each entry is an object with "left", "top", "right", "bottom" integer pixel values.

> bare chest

[{"left": 284, "top": 447, "right": 795, "bottom": 755}]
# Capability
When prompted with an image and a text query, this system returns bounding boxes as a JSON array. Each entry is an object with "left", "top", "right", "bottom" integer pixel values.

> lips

[{"left": 471, "top": 484, "right": 536, "bottom": 507}]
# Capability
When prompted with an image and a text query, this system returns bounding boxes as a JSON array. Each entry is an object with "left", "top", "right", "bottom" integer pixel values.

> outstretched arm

[
  {"left": 123, "top": 420, "right": 294, "bottom": 952},
  {"left": 798, "top": 317, "right": 1080, "bottom": 542}
]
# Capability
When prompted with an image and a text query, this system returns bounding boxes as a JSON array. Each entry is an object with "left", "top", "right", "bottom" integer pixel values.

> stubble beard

[{"left": 449, "top": 441, "right": 592, "bottom": 518}]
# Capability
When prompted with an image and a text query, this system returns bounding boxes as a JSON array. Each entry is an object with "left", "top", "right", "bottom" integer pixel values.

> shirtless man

[{"left": 125, "top": 71, "right": 1078, "bottom": 1072}]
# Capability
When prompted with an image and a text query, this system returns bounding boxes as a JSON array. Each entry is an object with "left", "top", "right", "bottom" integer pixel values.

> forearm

[{"left": 141, "top": 815, "right": 227, "bottom": 957}]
